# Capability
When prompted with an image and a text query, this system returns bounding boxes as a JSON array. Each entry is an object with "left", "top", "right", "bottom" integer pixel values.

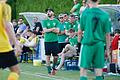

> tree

[{"left": 7, "top": 0, "right": 16, "bottom": 19}]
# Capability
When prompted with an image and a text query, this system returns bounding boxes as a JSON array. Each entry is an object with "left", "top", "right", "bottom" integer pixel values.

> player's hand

[
  {"left": 51, "top": 28, "right": 56, "bottom": 31},
  {"left": 105, "top": 49, "right": 111, "bottom": 62}
]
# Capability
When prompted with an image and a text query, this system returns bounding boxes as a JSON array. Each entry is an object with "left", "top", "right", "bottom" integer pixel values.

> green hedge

[{"left": 13, "top": 0, "right": 116, "bottom": 18}]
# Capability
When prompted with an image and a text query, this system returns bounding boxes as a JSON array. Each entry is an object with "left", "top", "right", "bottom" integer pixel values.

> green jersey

[
  {"left": 65, "top": 21, "right": 79, "bottom": 32},
  {"left": 72, "top": 3, "right": 80, "bottom": 16},
  {"left": 58, "top": 22, "right": 67, "bottom": 43},
  {"left": 80, "top": 8, "right": 111, "bottom": 45},
  {"left": 69, "top": 36, "right": 78, "bottom": 46},
  {"left": 42, "top": 18, "right": 59, "bottom": 42}
]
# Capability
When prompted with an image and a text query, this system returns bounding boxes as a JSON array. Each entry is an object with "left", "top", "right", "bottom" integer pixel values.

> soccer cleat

[
  {"left": 51, "top": 69, "right": 57, "bottom": 75},
  {"left": 8, "top": 72, "right": 19, "bottom": 80}
]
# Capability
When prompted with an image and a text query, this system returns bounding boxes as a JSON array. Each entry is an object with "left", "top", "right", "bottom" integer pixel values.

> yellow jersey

[
  {"left": 19, "top": 37, "right": 27, "bottom": 44},
  {"left": 0, "top": 3, "right": 13, "bottom": 52}
]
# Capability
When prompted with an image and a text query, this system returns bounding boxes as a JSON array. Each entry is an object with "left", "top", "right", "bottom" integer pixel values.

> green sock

[
  {"left": 80, "top": 76, "right": 87, "bottom": 80},
  {"left": 96, "top": 76, "right": 103, "bottom": 80},
  {"left": 47, "top": 66, "right": 51, "bottom": 74},
  {"left": 52, "top": 63, "right": 56, "bottom": 70}
]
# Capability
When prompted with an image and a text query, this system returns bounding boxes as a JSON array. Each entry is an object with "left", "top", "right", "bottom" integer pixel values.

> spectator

[
  {"left": 12, "top": 19, "right": 18, "bottom": 33},
  {"left": 70, "top": 0, "right": 80, "bottom": 16},
  {"left": 111, "top": 29, "right": 120, "bottom": 63},
  {"left": 33, "top": 17, "right": 43, "bottom": 35},
  {"left": 21, "top": 24, "right": 31, "bottom": 38},
  {"left": 17, "top": 18, "right": 26, "bottom": 34},
  {"left": 16, "top": 31, "right": 39, "bottom": 63},
  {"left": 111, "top": 29, "right": 120, "bottom": 50}
]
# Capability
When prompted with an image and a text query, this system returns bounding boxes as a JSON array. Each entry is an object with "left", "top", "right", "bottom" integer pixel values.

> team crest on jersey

[
  {"left": 69, "top": 25, "right": 71, "bottom": 27},
  {"left": 73, "top": 25, "right": 76, "bottom": 28},
  {"left": 53, "top": 23, "right": 56, "bottom": 26},
  {"left": 47, "top": 23, "right": 50, "bottom": 26}
]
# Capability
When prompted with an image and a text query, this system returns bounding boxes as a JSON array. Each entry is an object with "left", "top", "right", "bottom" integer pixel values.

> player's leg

[
  {"left": 94, "top": 69, "right": 103, "bottom": 80},
  {"left": 0, "top": 68, "right": 3, "bottom": 80},
  {"left": 51, "top": 56, "right": 58, "bottom": 75},
  {"left": 45, "top": 42, "right": 52, "bottom": 75},
  {"left": 93, "top": 42, "right": 104, "bottom": 80},
  {"left": 61, "top": 44, "right": 70, "bottom": 53},
  {"left": 8, "top": 64, "right": 20, "bottom": 80},
  {"left": 6, "top": 51, "right": 20, "bottom": 80},
  {"left": 56, "top": 53, "right": 65, "bottom": 70},
  {"left": 46, "top": 55, "right": 51, "bottom": 75},
  {"left": 80, "top": 68, "right": 87, "bottom": 80},
  {"left": 64, "top": 45, "right": 77, "bottom": 57},
  {"left": 79, "top": 45, "right": 94, "bottom": 80},
  {"left": 51, "top": 42, "right": 59, "bottom": 75}
]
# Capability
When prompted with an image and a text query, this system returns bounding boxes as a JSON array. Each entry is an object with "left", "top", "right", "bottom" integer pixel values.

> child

[{"left": 111, "top": 29, "right": 120, "bottom": 63}]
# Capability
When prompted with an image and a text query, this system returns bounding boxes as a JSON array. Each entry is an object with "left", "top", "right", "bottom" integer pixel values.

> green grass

[
  {"left": 14, "top": 0, "right": 117, "bottom": 18},
  {"left": 6, "top": 0, "right": 117, "bottom": 19},
  {"left": 0, "top": 63, "right": 120, "bottom": 80}
]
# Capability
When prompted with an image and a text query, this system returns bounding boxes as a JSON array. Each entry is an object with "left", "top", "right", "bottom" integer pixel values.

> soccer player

[
  {"left": 42, "top": 8, "right": 59, "bottom": 75},
  {"left": 0, "top": 0, "right": 22, "bottom": 80},
  {"left": 78, "top": 0, "right": 111, "bottom": 80}
]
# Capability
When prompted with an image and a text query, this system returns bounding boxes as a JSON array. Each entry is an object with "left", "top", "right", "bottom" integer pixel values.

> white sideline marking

[
  {"left": 21, "top": 71, "right": 71, "bottom": 80},
  {"left": 5, "top": 69, "right": 71, "bottom": 80},
  {"left": 21, "top": 71, "right": 61, "bottom": 80}
]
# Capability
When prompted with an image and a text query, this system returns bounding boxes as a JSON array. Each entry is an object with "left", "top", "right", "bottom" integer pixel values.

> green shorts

[{"left": 79, "top": 42, "right": 105, "bottom": 68}]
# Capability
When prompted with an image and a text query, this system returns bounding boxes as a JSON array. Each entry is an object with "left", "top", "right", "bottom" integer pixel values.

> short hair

[
  {"left": 32, "top": 30, "right": 37, "bottom": 35},
  {"left": 18, "top": 17, "right": 23, "bottom": 20},
  {"left": 69, "top": 28, "right": 75, "bottom": 33},
  {"left": 12, "top": 19, "right": 17, "bottom": 22},
  {"left": 114, "top": 29, "right": 120, "bottom": 34},
  {"left": 74, "top": 0, "right": 78, "bottom": 2},
  {"left": 110, "top": 33, "right": 114, "bottom": 37},
  {"left": 90, "top": 0, "right": 99, "bottom": 2},
  {"left": 27, "top": 30, "right": 33, "bottom": 33},
  {"left": 63, "top": 12, "right": 69, "bottom": 15},
  {"left": 118, "top": 18, "right": 120, "bottom": 21},
  {"left": 69, "top": 14, "right": 75, "bottom": 18},
  {"left": 83, "top": 0, "right": 87, "bottom": 3},
  {"left": 16, "top": 33, "right": 21, "bottom": 37},
  {"left": 45, "top": 8, "right": 54, "bottom": 12},
  {"left": 33, "top": 17, "right": 38, "bottom": 20},
  {"left": 58, "top": 14, "right": 64, "bottom": 18}
]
